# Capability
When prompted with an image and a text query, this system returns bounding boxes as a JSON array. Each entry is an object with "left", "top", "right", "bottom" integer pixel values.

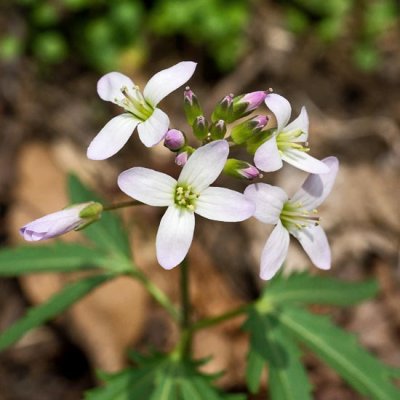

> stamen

[{"left": 174, "top": 184, "right": 199, "bottom": 211}]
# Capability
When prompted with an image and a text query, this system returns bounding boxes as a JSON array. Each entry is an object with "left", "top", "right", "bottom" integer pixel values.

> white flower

[
  {"left": 118, "top": 140, "right": 255, "bottom": 269},
  {"left": 87, "top": 61, "right": 197, "bottom": 160},
  {"left": 254, "top": 93, "right": 329, "bottom": 174},
  {"left": 20, "top": 202, "right": 102, "bottom": 241},
  {"left": 244, "top": 157, "right": 338, "bottom": 279}
]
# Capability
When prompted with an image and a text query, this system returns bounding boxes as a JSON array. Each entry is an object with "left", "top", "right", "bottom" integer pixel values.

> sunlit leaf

[
  {"left": 278, "top": 307, "right": 400, "bottom": 400},
  {"left": 262, "top": 272, "right": 378, "bottom": 307},
  {"left": 0, "top": 243, "right": 105, "bottom": 276}
]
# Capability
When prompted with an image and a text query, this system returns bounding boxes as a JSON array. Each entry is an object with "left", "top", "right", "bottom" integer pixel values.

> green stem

[
  {"left": 126, "top": 269, "right": 179, "bottom": 321},
  {"left": 103, "top": 200, "right": 143, "bottom": 211},
  {"left": 190, "top": 303, "right": 251, "bottom": 332},
  {"left": 179, "top": 258, "right": 192, "bottom": 357}
]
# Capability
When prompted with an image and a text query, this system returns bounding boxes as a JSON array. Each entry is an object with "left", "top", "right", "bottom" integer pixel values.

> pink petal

[
  {"left": 291, "top": 225, "right": 331, "bottom": 270},
  {"left": 244, "top": 183, "right": 287, "bottom": 224},
  {"left": 178, "top": 140, "right": 229, "bottom": 192},
  {"left": 259, "top": 221, "right": 290, "bottom": 280},
  {"left": 144, "top": 61, "right": 197, "bottom": 107},
  {"left": 254, "top": 136, "right": 283, "bottom": 172},
  {"left": 156, "top": 206, "right": 195, "bottom": 270},
  {"left": 283, "top": 106, "right": 309, "bottom": 142},
  {"left": 291, "top": 156, "right": 339, "bottom": 210},
  {"left": 265, "top": 93, "right": 291, "bottom": 133},
  {"left": 195, "top": 187, "right": 255, "bottom": 222},
  {"left": 97, "top": 72, "right": 134, "bottom": 104},
  {"left": 137, "top": 108, "right": 169, "bottom": 147},
  {"left": 87, "top": 114, "right": 139, "bottom": 160},
  {"left": 281, "top": 149, "right": 330, "bottom": 174},
  {"left": 118, "top": 167, "right": 176, "bottom": 207}
]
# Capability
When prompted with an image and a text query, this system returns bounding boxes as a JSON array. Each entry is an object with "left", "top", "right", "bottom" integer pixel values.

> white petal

[
  {"left": 178, "top": 140, "right": 229, "bottom": 192},
  {"left": 291, "top": 225, "right": 331, "bottom": 270},
  {"left": 283, "top": 106, "right": 309, "bottom": 142},
  {"left": 291, "top": 156, "right": 339, "bottom": 210},
  {"left": 254, "top": 136, "right": 283, "bottom": 172},
  {"left": 118, "top": 167, "right": 176, "bottom": 207},
  {"left": 156, "top": 206, "right": 195, "bottom": 270},
  {"left": 137, "top": 108, "right": 169, "bottom": 147},
  {"left": 144, "top": 61, "right": 197, "bottom": 107},
  {"left": 282, "top": 149, "right": 330, "bottom": 174},
  {"left": 265, "top": 93, "right": 291, "bottom": 133},
  {"left": 244, "top": 183, "right": 287, "bottom": 224},
  {"left": 259, "top": 221, "right": 290, "bottom": 280},
  {"left": 97, "top": 72, "right": 134, "bottom": 104},
  {"left": 87, "top": 114, "right": 139, "bottom": 160},
  {"left": 195, "top": 187, "right": 255, "bottom": 222}
]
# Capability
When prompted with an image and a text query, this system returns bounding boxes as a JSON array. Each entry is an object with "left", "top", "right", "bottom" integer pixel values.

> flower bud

[
  {"left": 210, "top": 119, "right": 227, "bottom": 140},
  {"left": 192, "top": 115, "right": 209, "bottom": 140},
  {"left": 20, "top": 201, "right": 103, "bottom": 241},
  {"left": 232, "top": 91, "right": 267, "bottom": 120},
  {"left": 231, "top": 115, "right": 269, "bottom": 144},
  {"left": 164, "top": 129, "right": 186, "bottom": 151},
  {"left": 224, "top": 159, "right": 262, "bottom": 180},
  {"left": 184, "top": 86, "right": 203, "bottom": 125},
  {"left": 175, "top": 146, "right": 195, "bottom": 167},
  {"left": 211, "top": 94, "right": 233, "bottom": 122}
]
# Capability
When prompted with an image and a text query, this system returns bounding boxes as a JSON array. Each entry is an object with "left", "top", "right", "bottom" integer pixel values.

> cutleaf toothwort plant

[{"left": 15, "top": 61, "right": 398, "bottom": 399}]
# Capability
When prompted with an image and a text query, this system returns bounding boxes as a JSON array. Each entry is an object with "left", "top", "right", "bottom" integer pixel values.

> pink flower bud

[
  {"left": 20, "top": 202, "right": 103, "bottom": 241},
  {"left": 240, "top": 91, "right": 267, "bottom": 113},
  {"left": 175, "top": 151, "right": 188, "bottom": 167},
  {"left": 164, "top": 129, "right": 186, "bottom": 151}
]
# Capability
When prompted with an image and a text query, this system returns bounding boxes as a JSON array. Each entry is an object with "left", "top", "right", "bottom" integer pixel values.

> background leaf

[
  {"left": 244, "top": 307, "right": 312, "bottom": 399},
  {"left": 261, "top": 272, "right": 378, "bottom": 307},
  {"left": 68, "top": 174, "right": 131, "bottom": 258},
  {"left": 277, "top": 307, "right": 400, "bottom": 400},
  {"left": 85, "top": 354, "right": 245, "bottom": 400},
  {"left": 0, "top": 243, "right": 105, "bottom": 276},
  {"left": 0, "top": 273, "right": 112, "bottom": 351}
]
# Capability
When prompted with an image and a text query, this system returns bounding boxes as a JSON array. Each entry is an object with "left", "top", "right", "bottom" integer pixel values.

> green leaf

[
  {"left": 0, "top": 274, "right": 112, "bottom": 351},
  {"left": 85, "top": 354, "right": 245, "bottom": 400},
  {"left": 278, "top": 307, "right": 400, "bottom": 400},
  {"left": 68, "top": 174, "right": 131, "bottom": 258},
  {"left": 262, "top": 272, "right": 378, "bottom": 307},
  {"left": 244, "top": 307, "right": 312, "bottom": 399},
  {"left": 246, "top": 348, "right": 264, "bottom": 394},
  {"left": 0, "top": 243, "right": 105, "bottom": 276}
]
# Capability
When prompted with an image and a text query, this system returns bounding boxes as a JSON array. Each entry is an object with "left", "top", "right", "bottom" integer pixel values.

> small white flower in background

[
  {"left": 254, "top": 93, "right": 329, "bottom": 174},
  {"left": 118, "top": 140, "right": 255, "bottom": 270},
  {"left": 244, "top": 157, "right": 338, "bottom": 280},
  {"left": 87, "top": 61, "right": 197, "bottom": 160},
  {"left": 20, "top": 202, "right": 103, "bottom": 241}
]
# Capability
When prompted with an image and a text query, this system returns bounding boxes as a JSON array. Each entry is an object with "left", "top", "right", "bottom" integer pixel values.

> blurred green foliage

[
  {"left": 284, "top": 0, "right": 399, "bottom": 71},
  {"left": 1, "top": 0, "right": 250, "bottom": 72}
]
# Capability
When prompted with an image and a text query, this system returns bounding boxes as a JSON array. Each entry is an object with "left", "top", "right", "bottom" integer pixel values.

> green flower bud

[
  {"left": 224, "top": 159, "right": 262, "bottom": 180},
  {"left": 211, "top": 94, "right": 233, "bottom": 122},
  {"left": 192, "top": 115, "right": 209, "bottom": 140},
  {"left": 184, "top": 86, "right": 203, "bottom": 125},
  {"left": 231, "top": 115, "right": 269, "bottom": 144},
  {"left": 210, "top": 120, "right": 227, "bottom": 140}
]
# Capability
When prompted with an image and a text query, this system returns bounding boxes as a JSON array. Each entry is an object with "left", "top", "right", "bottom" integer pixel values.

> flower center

[
  {"left": 174, "top": 184, "right": 199, "bottom": 211},
  {"left": 115, "top": 85, "right": 154, "bottom": 121},
  {"left": 280, "top": 200, "right": 319, "bottom": 231},
  {"left": 276, "top": 129, "right": 309, "bottom": 154}
]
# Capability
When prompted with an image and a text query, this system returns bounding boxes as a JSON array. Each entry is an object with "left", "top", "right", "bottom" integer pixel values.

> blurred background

[{"left": 0, "top": 0, "right": 399, "bottom": 399}]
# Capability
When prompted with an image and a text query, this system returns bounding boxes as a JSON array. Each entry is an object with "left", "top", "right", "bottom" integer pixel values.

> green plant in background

[
  {"left": 0, "top": 0, "right": 250, "bottom": 71},
  {"left": 284, "top": 0, "right": 399, "bottom": 71}
]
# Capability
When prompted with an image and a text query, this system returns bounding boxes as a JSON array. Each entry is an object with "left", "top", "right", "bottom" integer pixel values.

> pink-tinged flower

[
  {"left": 20, "top": 202, "right": 103, "bottom": 241},
  {"left": 87, "top": 61, "right": 197, "bottom": 160},
  {"left": 118, "top": 140, "right": 255, "bottom": 270},
  {"left": 254, "top": 93, "right": 329, "bottom": 174},
  {"left": 244, "top": 157, "right": 338, "bottom": 280}
]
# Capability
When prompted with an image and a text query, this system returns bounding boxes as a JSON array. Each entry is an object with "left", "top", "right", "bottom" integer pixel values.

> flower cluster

[{"left": 20, "top": 61, "right": 338, "bottom": 279}]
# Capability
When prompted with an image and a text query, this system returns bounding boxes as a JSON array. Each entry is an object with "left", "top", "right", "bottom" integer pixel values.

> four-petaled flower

[
  {"left": 118, "top": 140, "right": 255, "bottom": 269},
  {"left": 20, "top": 202, "right": 103, "bottom": 241},
  {"left": 87, "top": 61, "right": 197, "bottom": 160},
  {"left": 254, "top": 93, "right": 329, "bottom": 174},
  {"left": 244, "top": 157, "right": 338, "bottom": 280}
]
